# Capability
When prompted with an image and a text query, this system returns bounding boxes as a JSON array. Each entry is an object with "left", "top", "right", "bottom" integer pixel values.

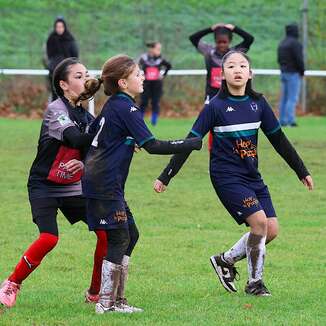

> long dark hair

[
  {"left": 53, "top": 57, "right": 80, "bottom": 98},
  {"left": 217, "top": 50, "right": 262, "bottom": 99}
]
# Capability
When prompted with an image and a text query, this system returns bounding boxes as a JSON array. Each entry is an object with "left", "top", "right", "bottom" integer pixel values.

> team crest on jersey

[
  {"left": 57, "top": 113, "right": 72, "bottom": 126},
  {"left": 250, "top": 103, "right": 258, "bottom": 112},
  {"left": 130, "top": 106, "right": 138, "bottom": 112}
]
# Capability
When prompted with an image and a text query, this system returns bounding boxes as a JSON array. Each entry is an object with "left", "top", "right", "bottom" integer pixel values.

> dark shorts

[
  {"left": 30, "top": 196, "right": 87, "bottom": 236},
  {"left": 86, "top": 198, "right": 135, "bottom": 231},
  {"left": 213, "top": 182, "right": 277, "bottom": 225}
]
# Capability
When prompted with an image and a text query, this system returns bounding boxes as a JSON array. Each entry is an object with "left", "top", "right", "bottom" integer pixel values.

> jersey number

[{"left": 91, "top": 117, "right": 105, "bottom": 147}]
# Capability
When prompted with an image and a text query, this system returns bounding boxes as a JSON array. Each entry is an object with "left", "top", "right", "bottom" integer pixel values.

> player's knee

[{"left": 249, "top": 215, "right": 267, "bottom": 236}]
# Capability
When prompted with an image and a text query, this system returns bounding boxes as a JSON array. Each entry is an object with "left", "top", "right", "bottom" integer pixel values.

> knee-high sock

[
  {"left": 222, "top": 232, "right": 249, "bottom": 265},
  {"left": 246, "top": 233, "right": 266, "bottom": 283},
  {"left": 88, "top": 230, "right": 107, "bottom": 295},
  {"left": 99, "top": 260, "right": 121, "bottom": 307},
  {"left": 8, "top": 233, "right": 58, "bottom": 284},
  {"left": 117, "top": 255, "right": 129, "bottom": 300}
]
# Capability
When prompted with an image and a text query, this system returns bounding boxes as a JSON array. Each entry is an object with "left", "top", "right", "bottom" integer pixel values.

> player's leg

[
  {"left": 60, "top": 196, "right": 108, "bottom": 303},
  {"left": 116, "top": 207, "right": 142, "bottom": 312},
  {"left": 279, "top": 73, "right": 289, "bottom": 126},
  {"left": 0, "top": 198, "right": 59, "bottom": 308},
  {"left": 244, "top": 210, "right": 271, "bottom": 296},
  {"left": 151, "top": 82, "right": 162, "bottom": 126}
]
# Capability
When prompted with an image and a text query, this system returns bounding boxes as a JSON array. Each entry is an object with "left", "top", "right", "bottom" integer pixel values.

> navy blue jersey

[
  {"left": 83, "top": 93, "right": 154, "bottom": 200},
  {"left": 191, "top": 95, "right": 280, "bottom": 185}
]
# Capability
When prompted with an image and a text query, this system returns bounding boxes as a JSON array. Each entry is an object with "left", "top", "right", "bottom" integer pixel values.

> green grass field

[{"left": 0, "top": 116, "right": 325, "bottom": 325}]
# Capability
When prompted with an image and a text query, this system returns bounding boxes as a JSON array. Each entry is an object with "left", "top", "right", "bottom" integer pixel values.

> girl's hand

[
  {"left": 134, "top": 145, "right": 141, "bottom": 153},
  {"left": 154, "top": 179, "right": 167, "bottom": 193},
  {"left": 211, "top": 23, "right": 224, "bottom": 31},
  {"left": 301, "top": 175, "right": 314, "bottom": 191},
  {"left": 225, "top": 24, "right": 235, "bottom": 31},
  {"left": 65, "top": 159, "right": 84, "bottom": 174}
]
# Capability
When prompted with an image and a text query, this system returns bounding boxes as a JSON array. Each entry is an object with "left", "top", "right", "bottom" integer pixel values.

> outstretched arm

[{"left": 266, "top": 129, "right": 313, "bottom": 190}]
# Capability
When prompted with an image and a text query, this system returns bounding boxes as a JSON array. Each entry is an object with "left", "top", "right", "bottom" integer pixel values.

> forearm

[
  {"left": 267, "top": 129, "right": 309, "bottom": 179},
  {"left": 189, "top": 27, "right": 212, "bottom": 48},
  {"left": 63, "top": 127, "right": 94, "bottom": 149},
  {"left": 233, "top": 26, "right": 254, "bottom": 49},
  {"left": 142, "top": 137, "right": 202, "bottom": 155}
]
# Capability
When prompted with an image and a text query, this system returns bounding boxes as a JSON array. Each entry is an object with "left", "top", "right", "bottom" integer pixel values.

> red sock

[
  {"left": 8, "top": 233, "right": 58, "bottom": 284},
  {"left": 88, "top": 230, "right": 107, "bottom": 294}
]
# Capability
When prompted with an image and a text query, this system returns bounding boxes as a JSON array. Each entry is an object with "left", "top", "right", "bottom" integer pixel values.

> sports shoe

[
  {"left": 0, "top": 279, "right": 21, "bottom": 308},
  {"left": 85, "top": 289, "right": 99, "bottom": 304},
  {"left": 116, "top": 297, "right": 143, "bottom": 313},
  {"left": 210, "top": 254, "right": 239, "bottom": 293},
  {"left": 245, "top": 280, "right": 271, "bottom": 296},
  {"left": 95, "top": 302, "right": 133, "bottom": 314}
]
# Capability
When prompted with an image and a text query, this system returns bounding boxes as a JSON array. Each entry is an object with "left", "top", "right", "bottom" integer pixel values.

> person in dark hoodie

[
  {"left": 46, "top": 16, "right": 79, "bottom": 101},
  {"left": 277, "top": 23, "right": 305, "bottom": 127}
]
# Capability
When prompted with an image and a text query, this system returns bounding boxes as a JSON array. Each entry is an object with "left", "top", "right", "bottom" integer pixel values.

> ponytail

[{"left": 77, "top": 77, "right": 103, "bottom": 102}]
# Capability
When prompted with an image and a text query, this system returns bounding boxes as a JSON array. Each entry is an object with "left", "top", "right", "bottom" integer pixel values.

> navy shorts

[
  {"left": 213, "top": 182, "right": 277, "bottom": 225},
  {"left": 86, "top": 198, "right": 135, "bottom": 231}
]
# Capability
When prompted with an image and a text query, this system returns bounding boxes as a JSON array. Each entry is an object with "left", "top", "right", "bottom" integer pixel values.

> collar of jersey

[
  {"left": 227, "top": 95, "right": 249, "bottom": 102},
  {"left": 116, "top": 92, "right": 136, "bottom": 103}
]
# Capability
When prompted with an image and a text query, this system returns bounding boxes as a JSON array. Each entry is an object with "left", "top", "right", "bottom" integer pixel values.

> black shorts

[
  {"left": 213, "top": 182, "right": 277, "bottom": 225},
  {"left": 30, "top": 196, "right": 87, "bottom": 236},
  {"left": 86, "top": 198, "right": 135, "bottom": 231}
]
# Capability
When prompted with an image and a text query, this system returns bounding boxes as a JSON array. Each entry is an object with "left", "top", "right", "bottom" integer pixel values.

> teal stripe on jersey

[
  {"left": 227, "top": 95, "right": 249, "bottom": 102},
  {"left": 264, "top": 124, "right": 281, "bottom": 135},
  {"left": 216, "top": 129, "right": 258, "bottom": 138},
  {"left": 190, "top": 129, "right": 202, "bottom": 138},
  {"left": 139, "top": 135, "right": 155, "bottom": 146}
]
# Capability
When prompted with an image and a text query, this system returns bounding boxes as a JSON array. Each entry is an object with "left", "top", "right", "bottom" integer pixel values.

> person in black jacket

[
  {"left": 46, "top": 17, "right": 79, "bottom": 101},
  {"left": 277, "top": 23, "right": 305, "bottom": 127},
  {"left": 139, "top": 42, "right": 172, "bottom": 126},
  {"left": 189, "top": 23, "right": 254, "bottom": 150}
]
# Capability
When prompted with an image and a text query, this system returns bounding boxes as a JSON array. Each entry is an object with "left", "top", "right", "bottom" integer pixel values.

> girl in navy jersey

[
  {"left": 0, "top": 58, "right": 107, "bottom": 308},
  {"left": 139, "top": 41, "right": 172, "bottom": 126},
  {"left": 190, "top": 23, "right": 254, "bottom": 150},
  {"left": 154, "top": 50, "right": 313, "bottom": 296},
  {"left": 79, "top": 54, "right": 201, "bottom": 314}
]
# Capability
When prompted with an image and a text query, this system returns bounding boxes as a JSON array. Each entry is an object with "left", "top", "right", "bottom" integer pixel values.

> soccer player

[
  {"left": 0, "top": 58, "right": 107, "bottom": 308},
  {"left": 154, "top": 50, "right": 313, "bottom": 296},
  {"left": 139, "top": 41, "right": 172, "bottom": 126},
  {"left": 190, "top": 23, "right": 254, "bottom": 150},
  {"left": 78, "top": 54, "right": 202, "bottom": 313}
]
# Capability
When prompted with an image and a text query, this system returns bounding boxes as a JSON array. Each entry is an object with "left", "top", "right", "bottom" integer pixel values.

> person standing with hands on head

[
  {"left": 278, "top": 23, "right": 305, "bottom": 127},
  {"left": 139, "top": 42, "right": 172, "bottom": 126},
  {"left": 79, "top": 54, "right": 201, "bottom": 314},
  {"left": 46, "top": 16, "right": 79, "bottom": 101},
  {"left": 189, "top": 22, "right": 254, "bottom": 150},
  {"left": 154, "top": 50, "right": 313, "bottom": 297},
  {"left": 0, "top": 58, "right": 107, "bottom": 309}
]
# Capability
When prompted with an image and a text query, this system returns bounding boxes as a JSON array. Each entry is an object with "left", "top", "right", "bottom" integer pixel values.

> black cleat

[
  {"left": 245, "top": 280, "right": 271, "bottom": 296},
  {"left": 210, "top": 254, "right": 239, "bottom": 293}
]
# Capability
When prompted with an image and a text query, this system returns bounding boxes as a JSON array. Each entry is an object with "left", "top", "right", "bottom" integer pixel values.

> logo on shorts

[
  {"left": 242, "top": 197, "right": 259, "bottom": 208},
  {"left": 100, "top": 219, "right": 108, "bottom": 225},
  {"left": 250, "top": 103, "right": 258, "bottom": 112},
  {"left": 237, "top": 211, "right": 243, "bottom": 216}
]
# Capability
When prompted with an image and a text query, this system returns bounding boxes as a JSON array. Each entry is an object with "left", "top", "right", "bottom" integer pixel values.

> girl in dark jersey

[
  {"left": 0, "top": 58, "right": 107, "bottom": 308},
  {"left": 190, "top": 23, "right": 254, "bottom": 150},
  {"left": 79, "top": 54, "right": 202, "bottom": 314},
  {"left": 154, "top": 51, "right": 313, "bottom": 296},
  {"left": 139, "top": 42, "right": 172, "bottom": 126}
]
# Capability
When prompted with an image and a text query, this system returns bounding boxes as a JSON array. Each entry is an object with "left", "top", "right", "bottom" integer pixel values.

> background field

[
  {"left": 1, "top": 0, "right": 326, "bottom": 115},
  {"left": 0, "top": 117, "right": 325, "bottom": 325}
]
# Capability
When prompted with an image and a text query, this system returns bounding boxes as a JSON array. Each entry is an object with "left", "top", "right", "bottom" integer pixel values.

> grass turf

[{"left": 0, "top": 116, "right": 325, "bottom": 325}]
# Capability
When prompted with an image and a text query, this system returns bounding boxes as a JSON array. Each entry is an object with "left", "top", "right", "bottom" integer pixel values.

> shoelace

[{"left": 232, "top": 266, "right": 240, "bottom": 281}]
